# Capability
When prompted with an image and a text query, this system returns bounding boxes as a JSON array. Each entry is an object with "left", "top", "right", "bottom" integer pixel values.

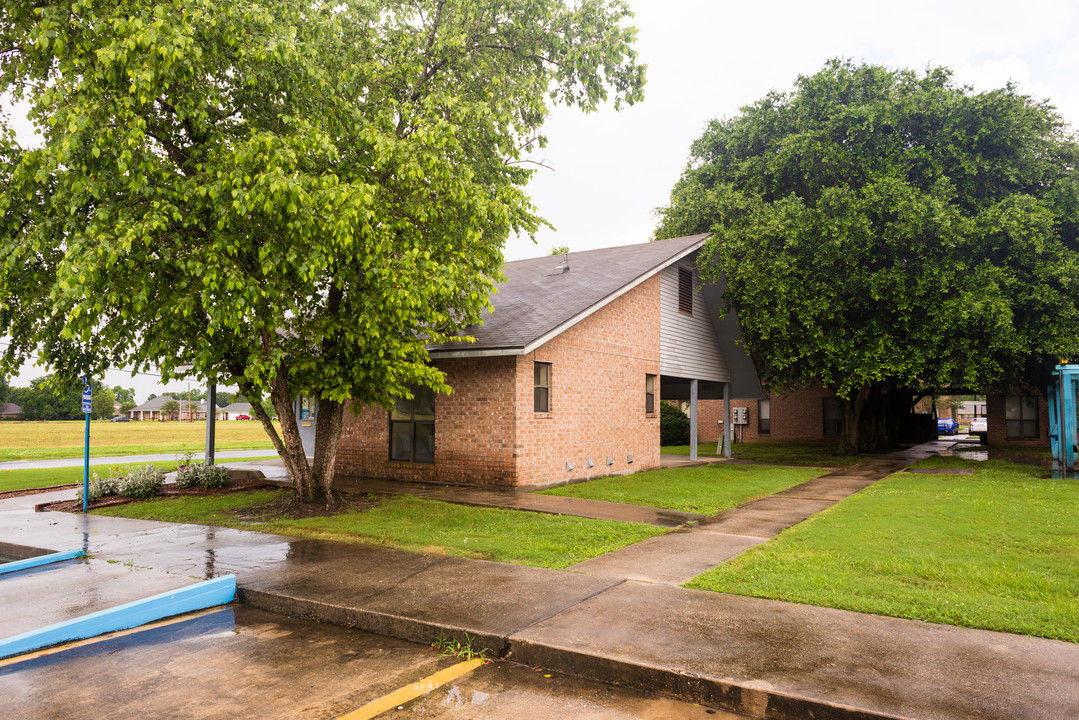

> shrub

[
  {"left": 118, "top": 463, "right": 164, "bottom": 499},
  {"left": 175, "top": 464, "right": 200, "bottom": 489},
  {"left": 76, "top": 473, "right": 120, "bottom": 504},
  {"left": 176, "top": 462, "right": 231, "bottom": 490},
  {"left": 660, "top": 402, "right": 691, "bottom": 445}
]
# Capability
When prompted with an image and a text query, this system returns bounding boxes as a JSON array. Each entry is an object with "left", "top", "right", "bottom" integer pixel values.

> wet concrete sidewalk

[
  {"left": 0, "top": 489, "right": 293, "bottom": 639},
  {"left": 570, "top": 441, "right": 950, "bottom": 583},
  {"left": 3, "top": 443, "right": 1078, "bottom": 720}
]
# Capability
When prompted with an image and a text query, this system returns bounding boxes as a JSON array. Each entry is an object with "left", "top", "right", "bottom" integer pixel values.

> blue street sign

[{"left": 82, "top": 385, "right": 92, "bottom": 414}]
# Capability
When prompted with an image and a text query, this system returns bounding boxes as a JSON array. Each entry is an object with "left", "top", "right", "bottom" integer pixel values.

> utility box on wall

[{"left": 732, "top": 406, "right": 748, "bottom": 425}]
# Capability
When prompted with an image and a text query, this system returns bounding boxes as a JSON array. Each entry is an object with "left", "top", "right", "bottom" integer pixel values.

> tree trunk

[
  {"left": 311, "top": 399, "right": 344, "bottom": 506},
  {"left": 837, "top": 383, "right": 870, "bottom": 454},
  {"left": 245, "top": 368, "right": 317, "bottom": 504},
  {"left": 239, "top": 367, "right": 345, "bottom": 505}
]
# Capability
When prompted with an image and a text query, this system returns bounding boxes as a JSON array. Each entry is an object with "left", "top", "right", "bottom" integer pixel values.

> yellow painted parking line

[
  {"left": 0, "top": 608, "right": 224, "bottom": 669},
  {"left": 339, "top": 657, "right": 486, "bottom": 720}
]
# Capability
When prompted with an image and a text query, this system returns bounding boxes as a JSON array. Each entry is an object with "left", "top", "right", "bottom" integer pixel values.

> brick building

[
  {"left": 985, "top": 388, "right": 1051, "bottom": 448},
  {"left": 325, "top": 234, "right": 760, "bottom": 487},
  {"left": 695, "top": 385, "right": 841, "bottom": 445}
]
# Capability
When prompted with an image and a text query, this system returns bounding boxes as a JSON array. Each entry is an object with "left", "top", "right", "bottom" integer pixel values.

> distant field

[
  {"left": 0, "top": 456, "right": 274, "bottom": 493},
  {"left": 0, "top": 420, "right": 278, "bottom": 461}
]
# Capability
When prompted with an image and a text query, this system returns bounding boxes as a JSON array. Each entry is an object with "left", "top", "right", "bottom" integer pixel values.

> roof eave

[
  {"left": 427, "top": 346, "right": 525, "bottom": 359},
  {"left": 518, "top": 235, "right": 708, "bottom": 355}
]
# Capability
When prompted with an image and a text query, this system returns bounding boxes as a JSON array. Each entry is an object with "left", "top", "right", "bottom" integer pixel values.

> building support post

[
  {"left": 1059, "top": 364, "right": 1078, "bottom": 471},
  {"left": 723, "top": 382, "right": 732, "bottom": 458},
  {"left": 205, "top": 382, "right": 217, "bottom": 466},
  {"left": 689, "top": 379, "right": 698, "bottom": 462}
]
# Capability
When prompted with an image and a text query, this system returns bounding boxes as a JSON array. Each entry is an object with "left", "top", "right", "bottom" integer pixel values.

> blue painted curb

[
  {"left": 0, "top": 574, "right": 236, "bottom": 659},
  {"left": 0, "top": 549, "right": 85, "bottom": 576}
]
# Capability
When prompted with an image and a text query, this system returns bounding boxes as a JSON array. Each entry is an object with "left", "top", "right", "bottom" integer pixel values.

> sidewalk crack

[{"left": 509, "top": 578, "right": 626, "bottom": 637}]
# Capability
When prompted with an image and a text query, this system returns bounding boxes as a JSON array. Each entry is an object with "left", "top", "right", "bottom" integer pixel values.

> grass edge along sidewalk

[
  {"left": 540, "top": 463, "right": 824, "bottom": 514},
  {"left": 95, "top": 491, "right": 667, "bottom": 571},
  {"left": 685, "top": 455, "right": 1079, "bottom": 643}
]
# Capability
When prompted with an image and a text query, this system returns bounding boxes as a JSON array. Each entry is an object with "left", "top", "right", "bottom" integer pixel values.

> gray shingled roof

[
  {"left": 428, "top": 233, "right": 710, "bottom": 357},
  {"left": 130, "top": 395, "right": 206, "bottom": 412},
  {"left": 130, "top": 395, "right": 179, "bottom": 412}
]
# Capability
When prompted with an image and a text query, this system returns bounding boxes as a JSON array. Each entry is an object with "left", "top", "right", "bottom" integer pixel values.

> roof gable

[{"left": 428, "top": 233, "right": 710, "bottom": 357}]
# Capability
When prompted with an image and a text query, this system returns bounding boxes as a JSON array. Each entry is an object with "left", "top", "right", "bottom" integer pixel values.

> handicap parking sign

[{"left": 82, "top": 385, "right": 92, "bottom": 414}]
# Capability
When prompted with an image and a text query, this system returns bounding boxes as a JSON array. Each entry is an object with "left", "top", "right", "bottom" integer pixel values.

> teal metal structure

[{"left": 1048, "top": 364, "right": 1079, "bottom": 471}]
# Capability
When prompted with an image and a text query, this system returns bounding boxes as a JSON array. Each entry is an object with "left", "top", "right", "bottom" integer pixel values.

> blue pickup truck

[{"left": 937, "top": 418, "right": 959, "bottom": 435}]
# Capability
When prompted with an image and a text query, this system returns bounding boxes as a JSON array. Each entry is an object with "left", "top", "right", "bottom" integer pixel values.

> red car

[{"left": 235, "top": 414, "right": 251, "bottom": 420}]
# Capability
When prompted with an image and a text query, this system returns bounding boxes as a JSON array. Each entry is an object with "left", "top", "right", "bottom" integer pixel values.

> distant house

[
  {"left": 327, "top": 234, "right": 762, "bottom": 488},
  {"left": 177, "top": 400, "right": 209, "bottom": 421},
  {"left": 0, "top": 402, "right": 21, "bottom": 420},
  {"left": 220, "top": 402, "right": 253, "bottom": 420},
  {"left": 129, "top": 396, "right": 214, "bottom": 421},
  {"left": 129, "top": 395, "right": 180, "bottom": 421}
]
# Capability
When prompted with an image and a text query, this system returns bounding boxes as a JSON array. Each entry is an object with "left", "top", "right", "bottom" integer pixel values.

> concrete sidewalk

[
  {"left": 571, "top": 441, "right": 947, "bottom": 583},
  {"left": 2, "top": 449, "right": 1077, "bottom": 720}
]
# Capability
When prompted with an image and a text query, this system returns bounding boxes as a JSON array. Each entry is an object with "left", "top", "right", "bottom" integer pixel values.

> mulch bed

[
  {"left": 0, "top": 483, "right": 79, "bottom": 500},
  {"left": 37, "top": 479, "right": 275, "bottom": 513}
]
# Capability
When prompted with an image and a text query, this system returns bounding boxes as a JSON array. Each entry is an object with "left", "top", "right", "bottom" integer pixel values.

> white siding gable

[{"left": 659, "top": 259, "right": 729, "bottom": 383}]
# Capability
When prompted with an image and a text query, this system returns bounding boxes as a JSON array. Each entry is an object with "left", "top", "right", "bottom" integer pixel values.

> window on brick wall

[
  {"left": 822, "top": 398, "right": 842, "bottom": 437},
  {"left": 1005, "top": 394, "right": 1039, "bottom": 439},
  {"left": 645, "top": 374, "right": 656, "bottom": 414},
  {"left": 534, "top": 362, "right": 551, "bottom": 413},
  {"left": 758, "top": 398, "right": 771, "bottom": 435},
  {"left": 678, "top": 267, "right": 693, "bottom": 314},
  {"left": 390, "top": 385, "right": 435, "bottom": 462}
]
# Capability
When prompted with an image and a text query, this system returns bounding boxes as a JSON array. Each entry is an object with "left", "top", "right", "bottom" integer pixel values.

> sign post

[{"left": 82, "top": 377, "right": 92, "bottom": 512}]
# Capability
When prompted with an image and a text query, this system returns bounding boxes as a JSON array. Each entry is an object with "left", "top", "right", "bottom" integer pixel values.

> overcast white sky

[{"left": 6, "top": 0, "right": 1079, "bottom": 402}]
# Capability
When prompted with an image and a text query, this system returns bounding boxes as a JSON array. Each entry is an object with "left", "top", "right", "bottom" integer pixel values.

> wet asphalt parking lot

[{"left": 2, "top": 605, "right": 744, "bottom": 720}]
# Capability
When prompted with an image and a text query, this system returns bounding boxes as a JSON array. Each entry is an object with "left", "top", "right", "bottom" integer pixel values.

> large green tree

[
  {"left": 9, "top": 374, "right": 114, "bottom": 419},
  {"left": 0, "top": 0, "right": 644, "bottom": 502},
  {"left": 657, "top": 60, "right": 1079, "bottom": 452}
]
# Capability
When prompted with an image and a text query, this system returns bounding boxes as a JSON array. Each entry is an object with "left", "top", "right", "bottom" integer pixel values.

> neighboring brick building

[
  {"left": 697, "top": 385, "right": 841, "bottom": 444},
  {"left": 328, "top": 234, "right": 760, "bottom": 487},
  {"left": 986, "top": 388, "right": 1051, "bottom": 448}
]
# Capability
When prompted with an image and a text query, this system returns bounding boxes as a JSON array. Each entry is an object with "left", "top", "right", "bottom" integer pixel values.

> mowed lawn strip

[
  {"left": 539, "top": 463, "right": 824, "bottom": 514},
  {"left": 0, "top": 420, "right": 278, "bottom": 461},
  {"left": 96, "top": 492, "right": 666, "bottom": 570},
  {"left": 0, "top": 457, "right": 275, "bottom": 493},
  {"left": 686, "top": 456, "right": 1079, "bottom": 642}
]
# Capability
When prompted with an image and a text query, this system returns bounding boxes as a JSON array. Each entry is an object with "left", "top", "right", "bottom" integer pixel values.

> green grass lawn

[
  {"left": 0, "top": 420, "right": 277, "bottom": 461},
  {"left": 539, "top": 463, "right": 823, "bottom": 514},
  {"left": 0, "top": 456, "right": 275, "bottom": 493},
  {"left": 661, "top": 440, "right": 871, "bottom": 467},
  {"left": 685, "top": 455, "right": 1079, "bottom": 642},
  {"left": 95, "top": 491, "right": 666, "bottom": 570}
]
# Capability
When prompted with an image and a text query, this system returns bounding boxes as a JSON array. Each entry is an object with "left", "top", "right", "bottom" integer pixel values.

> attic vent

[{"left": 678, "top": 267, "right": 693, "bottom": 315}]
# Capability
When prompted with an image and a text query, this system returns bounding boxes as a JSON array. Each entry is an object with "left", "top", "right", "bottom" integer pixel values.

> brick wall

[
  {"left": 335, "top": 275, "right": 662, "bottom": 487},
  {"left": 986, "top": 390, "right": 1051, "bottom": 448},
  {"left": 514, "top": 274, "right": 662, "bottom": 485},
  {"left": 335, "top": 355, "right": 519, "bottom": 485},
  {"left": 698, "top": 385, "right": 837, "bottom": 444}
]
